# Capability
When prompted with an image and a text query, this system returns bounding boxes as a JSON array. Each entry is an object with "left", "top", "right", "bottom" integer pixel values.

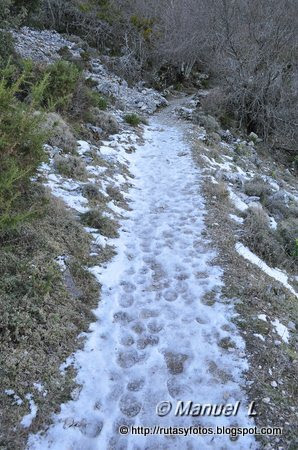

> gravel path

[{"left": 28, "top": 109, "right": 257, "bottom": 449}]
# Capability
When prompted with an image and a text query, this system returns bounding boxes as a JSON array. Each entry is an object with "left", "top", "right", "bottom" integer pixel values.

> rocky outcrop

[
  {"left": 87, "top": 59, "right": 168, "bottom": 114},
  {"left": 12, "top": 27, "right": 168, "bottom": 116},
  {"left": 11, "top": 27, "right": 79, "bottom": 63}
]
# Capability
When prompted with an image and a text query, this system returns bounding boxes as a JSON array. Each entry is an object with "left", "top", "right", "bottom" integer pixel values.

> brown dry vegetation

[
  {"left": 0, "top": 188, "right": 102, "bottom": 449},
  {"left": 200, "top": 177, "right": 297, "bottom": 450},
  {"left": 191, "top": 129, "right": 297, "bottom": 450},
  {"left": 54, "top": 154, "right": 88, "bottom": 180}
]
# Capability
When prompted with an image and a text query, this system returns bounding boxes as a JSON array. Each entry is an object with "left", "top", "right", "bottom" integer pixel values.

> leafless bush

[
  {"left": 244, "top": 177, "right": 272, "bottom": 202},
  {"left": 101, "top": 54, "right": 142, "bottom": 84},
  {"left": 204, "top": 0, "right": 298, "bottom": 152},
  {"left": 37, "top": 0, "right": 113, "bottom": 49}
]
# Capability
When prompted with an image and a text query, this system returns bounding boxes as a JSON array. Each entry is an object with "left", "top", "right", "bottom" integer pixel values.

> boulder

[
  {"left": 215, "top": 170, "right": 246, "bottom": 187},
  {"left": 175, "top": 107, "right": 194, "bottom": 120}
]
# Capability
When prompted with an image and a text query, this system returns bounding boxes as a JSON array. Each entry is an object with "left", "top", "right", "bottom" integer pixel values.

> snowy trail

[{"left": 29, "top": 110, "right": 257, "bottom": 449}]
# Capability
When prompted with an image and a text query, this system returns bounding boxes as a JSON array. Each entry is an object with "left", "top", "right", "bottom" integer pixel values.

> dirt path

[{"left": 28, "top": 107, "right": 257, "bottom": 449}]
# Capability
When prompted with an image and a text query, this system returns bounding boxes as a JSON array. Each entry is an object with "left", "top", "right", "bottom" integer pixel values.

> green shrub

[
  {"left": 12, "top": 0, "right": 40, "bottom": 15},
  {"left": 0, "top": 63, "right": 48, "bottom": 231},
  {"left": 124, "top": 113, "right": 141, "bottom": 126},
  {"left": 0, "top": 0, "right": 38, "bottom": 28},
  {"left": 293, "top": 239, "right": 298, "bottom": 258},
  {"left": 0, "top": 31, "right": 16, "bottom": 67},
  {"left": 87, "top": 89, "right": 108, "bottom": 110},
  {"left": 44, "top": 60, "right": 81, "bottom": 111},
  {"left": 0, "top": 0, "right": 15, "bottom": 27},
  {"left": 0, "top": 0, "right": 19, "bottom": 67},
  {"left": 130, "top": 14, "right": 154, "bottom": 40},
  {"left": 68, "top": 81, "right": 108, "bottom": 121}
]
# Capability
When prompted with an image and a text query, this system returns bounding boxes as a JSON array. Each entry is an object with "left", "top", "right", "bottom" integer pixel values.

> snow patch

[
  {"left": 28, "top": 114, "right": 256, "bottom": 449},
  {"left": 20, "top": 394, "right": 38, "bottom": 428},
  {"left": 271, "top": 319, "right": 290, "bottom": 344},
  {"left": 33, "top": 383, "right": 47, "bottom": 398},
  {"left": 5, "top": 390, "right": 23, "bottom": 406},
  {"left": 229, "top": 214, "right": 244, "bottom": 224},
  {"left": 229, "top": 190, "right": 248, "bottom": 212},
  {"left": 254, "top": 334, "right": 266, "bottom": 342},
  {"left": 55, "top": 255, "right": 67, "bottom": 272},
  {"left": 77, "top": 140, "right": 91, "bottom": 155},
  {"left": 269, "top": 217, "right": 278, "bottom": 230},
  {"left": 236, "top": 243, "right": 298, "bottom": 298}
]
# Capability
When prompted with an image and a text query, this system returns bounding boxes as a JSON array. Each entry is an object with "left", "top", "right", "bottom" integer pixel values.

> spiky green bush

[
  {"left": 43, "top": 60, "right": 81, "bottom": 111},
  {"left": 124, "top": 113, "right": 141, "bottom": 126},
  {"left": 0, "top": 63, "right": 48, "bottom": 231},
  {"left": 0, "top": 31, "right": 16, "bottom": 67},
  {"left": 0, "top": 1, "right": 18, "bottom": 67},
  {"left": 87, "top": 90, "right": 108, "bottom": 110}
]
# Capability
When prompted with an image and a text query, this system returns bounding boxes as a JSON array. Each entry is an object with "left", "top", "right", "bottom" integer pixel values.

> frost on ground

[
  {"left": 184, "top": 95, "right": 297, "bottom": 447},
  {"left": 183, "top": 95, "right": 297, "bottom": 301},
  {"left": 28, "top": 113, "right": 256, "bottom": 449},
  {"left": 235, "top": 242, "right": 297, "bottom": 299},
  {"left": 21, "top": 395, "right": 38, "bottom": 429}
]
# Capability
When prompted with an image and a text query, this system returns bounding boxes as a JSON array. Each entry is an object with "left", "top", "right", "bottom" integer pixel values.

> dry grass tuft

[
  {"left": 207, "top": 180, "right": 229, "bottom": 201},
  {"left": 243, "top": 206, "right": 286, "bottom": 267},
  {"left": 82, "top": 183, "right": 107, "bottom": 206},
  {"left": 54, "top": 155, "right": 88, "bottom": 180},
  {"left": 81, "top": 209, "right": 119, "bottom": 238},
  {"left": 244, "top": 176, "right": 272, "bottom": 201},
  {"left": 106, "top": 185, "right": 125, "bottom": 204},
  {"left": 42, "top": 112, "right": 77, "bottom": 153}
]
